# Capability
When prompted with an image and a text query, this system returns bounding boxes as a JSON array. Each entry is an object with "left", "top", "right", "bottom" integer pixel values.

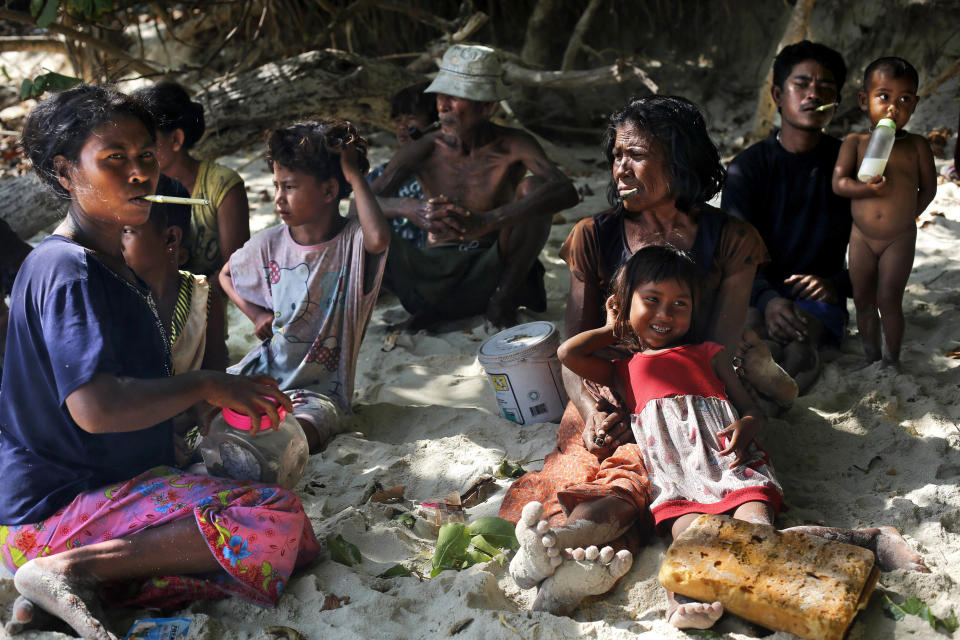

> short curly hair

[
  {"left": 265, "top": 120, "right": 369, "bottom": 200},
  {"left": 602, "top": 95, "right": 725, "bottom": 213},
  {"left": 21, "top": 84, "right": 155, "bottom": 199}
]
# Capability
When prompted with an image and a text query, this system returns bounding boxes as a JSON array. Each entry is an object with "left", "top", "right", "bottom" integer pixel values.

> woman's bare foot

[
  {"left": 11, "top": 559, "right": 116, "bottom": 640},
  {"left": 532, "top": 545, "right": 632, "bottom": 616},
  {"left": 510, "top": 501, "right": 563, "bottom": 589},
  {"left": 666, "top": 594, "right": 724, "bottom": 629},
  {"left": 874, "top": 526, "right": 928, "bottom": 572},
  {"left": 740, "top": 330, "right": 798, "bottom": 406},
  {"left": 785, "top": 525, "right": 928, "bottom": 573}
]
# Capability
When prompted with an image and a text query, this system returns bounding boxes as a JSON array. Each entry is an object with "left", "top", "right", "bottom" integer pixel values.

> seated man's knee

[{"left": 515, "top": 174, "right": 546, "bottom": 200}]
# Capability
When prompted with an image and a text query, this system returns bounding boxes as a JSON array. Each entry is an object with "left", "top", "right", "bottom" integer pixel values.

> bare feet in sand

[
  {"left": 8, "top": 559, "right": 115, "bottom": 639},
  {"left": 667, "top": 594, "right": 724, "bottom": 629},
  {"left": 739, "top": 329, "right": 798, "bottom": 406},
  {"left": 874, "top": 526, "right": 928, "bottom": 572},
  {"left": 532, "top": 545, "right": 633, "bottom": 616},
  {"left": 510, "top": 501, "right": 563, "bottom": 589}
]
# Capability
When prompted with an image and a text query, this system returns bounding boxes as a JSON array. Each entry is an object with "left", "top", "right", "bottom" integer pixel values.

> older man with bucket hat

[{"left": 368, "top": 44, "right": 578, "bottom": 328}]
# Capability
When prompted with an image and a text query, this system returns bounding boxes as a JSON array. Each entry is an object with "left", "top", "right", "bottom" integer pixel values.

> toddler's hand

[
  {"left": 717, "top": 414, "right": 762, "bottom": 468},
  {"left": 604, "top": 295, "right": 619, "bottom": 328},
  {"left": 866, "top": 174, "right": 889, "bottom": 195}
]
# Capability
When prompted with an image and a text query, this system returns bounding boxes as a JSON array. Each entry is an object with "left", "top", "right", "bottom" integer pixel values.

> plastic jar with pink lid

[{"left": 198, "top": 397, "right": 309, "bottom": 489}]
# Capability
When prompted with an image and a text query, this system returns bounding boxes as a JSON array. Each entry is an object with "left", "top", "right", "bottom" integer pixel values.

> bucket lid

[
  {"left": 222, "top": 396, "right": 287, "bottom": 432},
  {"left": 477, "top": 321, "right": 558, "bottom": 362}
]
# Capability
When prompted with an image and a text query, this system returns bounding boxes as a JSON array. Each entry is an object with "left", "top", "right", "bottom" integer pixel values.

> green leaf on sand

[
  {"left": 393, "top": 513, "right": 415, "bottom": 528},
  {"left": 883, "top": 593, "right": 957, "bottom": 631},
  {"left": 430, "top": 522, "right": 471, "bottom": 577},
  {"left": 327, "top": 534, "right": 361, "bottom": 567},
  {"left": 377, "top": 564, "right": 412, "bottom": 579},
  {"left": 468, "top": 517, "right": 519, "bottom": 550},
  {"left": 495, "top": 459, "right": 526, "bottom": 479}
]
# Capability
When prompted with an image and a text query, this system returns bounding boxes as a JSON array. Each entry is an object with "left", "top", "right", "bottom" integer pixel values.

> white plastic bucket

[{"left": 477, "top": 321, "right": 568, "bottom": 425}]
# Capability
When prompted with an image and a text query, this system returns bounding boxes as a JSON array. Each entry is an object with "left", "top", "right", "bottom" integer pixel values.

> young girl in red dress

[{"left": 558, "top": 244, "right": 782, "bottom": 630}]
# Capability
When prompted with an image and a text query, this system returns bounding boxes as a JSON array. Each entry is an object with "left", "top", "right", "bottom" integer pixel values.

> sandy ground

[{"left": 2, "top": 139, "right": 959, "bottom": 640}]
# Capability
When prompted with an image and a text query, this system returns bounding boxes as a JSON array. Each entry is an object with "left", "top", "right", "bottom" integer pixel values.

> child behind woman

[
  {"left": 832, "top": 56, "right": 937, "bottom": 372},
  {"left": 220, "top": 120, "right": 390, "bottom": 453},
  {"left": 121, "top": 175, "right": 228, "bottom": 373},
  {"left": 558, "top": 244, "right": 783, "bottom": 630}
]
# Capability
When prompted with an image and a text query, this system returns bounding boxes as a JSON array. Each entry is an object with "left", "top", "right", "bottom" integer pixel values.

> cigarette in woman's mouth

[
  {"left": 620, "top": 188, "right": 638, "bottom": 198},
  {"left": 815, "top": 103, "right": 837, "bottom": 112},
  {"left": 142, "top": 194, "right": 210, "bottom": 205}
]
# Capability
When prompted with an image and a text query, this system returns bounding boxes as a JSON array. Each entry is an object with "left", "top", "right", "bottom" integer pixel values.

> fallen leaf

[
  {"left": 378, "top": 564, "right": 413, "bottom": 578},
  {"left": 327, "top": 534, "right": 361, "bottom": 567},
  {"left": 320, "top": 594, "right": 350, "bottom": 611},
  {"left": 381, "top": 331, "right": 399, "bottom": 352},
  {"left": 369, "top": 485, "right": 404, "bottom": 503}
]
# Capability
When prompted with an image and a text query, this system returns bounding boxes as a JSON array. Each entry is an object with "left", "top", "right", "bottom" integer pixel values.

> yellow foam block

[{"left": 658, "top": 514, "right": 879, "bottom": 640}]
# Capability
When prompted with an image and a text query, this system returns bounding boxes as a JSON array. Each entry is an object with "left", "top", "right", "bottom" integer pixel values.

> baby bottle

[
  {"left": 199, "top": 397, "right": 309, "bottom": 489},
  {"left": 857, "top": 118, "right": 896, "bottom": 182}
]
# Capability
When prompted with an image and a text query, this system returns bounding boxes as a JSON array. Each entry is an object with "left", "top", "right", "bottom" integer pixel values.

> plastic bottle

[
  {"left": 199, "top": 397, "right": 309, "bottom": 489},
  {"left": 857, "top": 118, "right": 897, "bottom": 182}
]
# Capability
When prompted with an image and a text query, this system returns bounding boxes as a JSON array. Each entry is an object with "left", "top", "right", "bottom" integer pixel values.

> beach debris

[
  {"left": 124, "top": 617, "right": 191, "bottom": 639},
  {"left": 422, "top": 491, "right": 465, "bottom": 527},
  {"left": 264, "top": 625, "right": 308, "bottom": 639},
  {"left": 498, "top": 614, "right": 524, "bottom": 638},
  {"left": 377, "top": 563, "right": 413, "bottom": 579},
  {"left": 448, "top": 617, "right": 474, "bottom": 635},
  {"left": 327, "top": 534, "right": 362, "bottom": 567},
  {"left": 369, "top": 484, "right": 405, "bottom": 504},
  {"left": 881, "top": 593, "right": 959, "bottom": 632},
  {"left": 430, "top": 517, "right": 519, "bottom": 577},
  {"left": 460, "top": 475, "right": 496, "bottom": 508},
  {"left": 382, "top": 331, "right": 399, "bottom": 352},
  {"left": 495, "top": 458, "right": 542, "bottom": 479},
  {"left": 660, "top": 514, "right": 879, "bottom": 640}
]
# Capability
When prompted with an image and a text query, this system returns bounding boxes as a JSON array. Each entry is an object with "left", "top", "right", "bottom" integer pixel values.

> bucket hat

[{"left": 424, "top": 45, "right": 509, "bottom": 102}]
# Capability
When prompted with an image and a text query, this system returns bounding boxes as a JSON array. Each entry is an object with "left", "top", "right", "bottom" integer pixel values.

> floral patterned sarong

[{"left": 0, "top": 466, "right": 320, "bottom": 609}]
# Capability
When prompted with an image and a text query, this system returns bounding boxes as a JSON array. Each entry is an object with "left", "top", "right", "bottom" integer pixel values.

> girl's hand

[
  {"left": 717, "top": 414, "right": 763, "bottom": 468},
  {"left": 201, "top": 373, "right": 292, "bottom": 435},
  {"left": 254, "top": 309, "right": 275, "bottom": 340},
  {"left": 604, "top": 295, "right": 619, "bottom": 328},
  {"left": 339, "top": 141, "right": 364, "bottom": 184},
  {"left": 582, "top": 397, "right": 632, "bottom": 457}
]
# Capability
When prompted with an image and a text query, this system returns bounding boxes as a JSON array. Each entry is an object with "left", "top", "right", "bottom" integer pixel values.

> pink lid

[{"left": 222, "top": 396, "right": 287, "bottom": 432}]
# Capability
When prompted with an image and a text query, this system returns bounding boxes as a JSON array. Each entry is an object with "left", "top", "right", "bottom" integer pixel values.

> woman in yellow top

[{"left": 133, "top": 82, "right": 250, "bottom": 276}]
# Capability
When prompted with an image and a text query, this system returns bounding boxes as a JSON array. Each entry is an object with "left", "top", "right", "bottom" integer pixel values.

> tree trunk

[
  {"left": 0, "top": 175, "right": 66, "bottom": 239},
  {"left": 193, "top": 49, "right": 423, "bottom": 161},
  {"left": 746, "top": 0, "right": 816, "bottom": 145}
]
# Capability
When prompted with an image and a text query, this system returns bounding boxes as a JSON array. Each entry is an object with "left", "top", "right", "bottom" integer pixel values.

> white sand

[{"left": 3, "top": 145, "right": 959, "bottom": 639}]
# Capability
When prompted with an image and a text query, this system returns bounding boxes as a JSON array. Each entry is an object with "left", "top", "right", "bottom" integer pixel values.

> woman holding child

[
  {"left": 0, "top": 86, "right": 320, "bottom": 639},
  {"left": 500, "top": 95, "right": 927, "bottom": 626}
]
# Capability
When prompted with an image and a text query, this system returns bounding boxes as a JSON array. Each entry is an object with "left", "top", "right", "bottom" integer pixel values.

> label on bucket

[{"left": 478, "top": 321, "right": 568, "bottom": 424}]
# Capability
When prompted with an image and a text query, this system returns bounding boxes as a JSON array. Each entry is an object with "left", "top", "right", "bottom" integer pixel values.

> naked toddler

[{"left": 832, "top": 56, "right": 936, "bottom": 372}]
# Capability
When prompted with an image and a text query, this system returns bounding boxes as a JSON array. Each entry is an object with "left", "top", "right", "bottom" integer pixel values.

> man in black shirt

[{"left": 722, "top": 41, "right": 850, "bottom": 391}]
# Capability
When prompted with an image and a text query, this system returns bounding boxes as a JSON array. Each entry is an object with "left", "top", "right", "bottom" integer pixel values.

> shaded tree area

[{"left": 1, "top": 0, "right": 958, "bottom": 237}]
